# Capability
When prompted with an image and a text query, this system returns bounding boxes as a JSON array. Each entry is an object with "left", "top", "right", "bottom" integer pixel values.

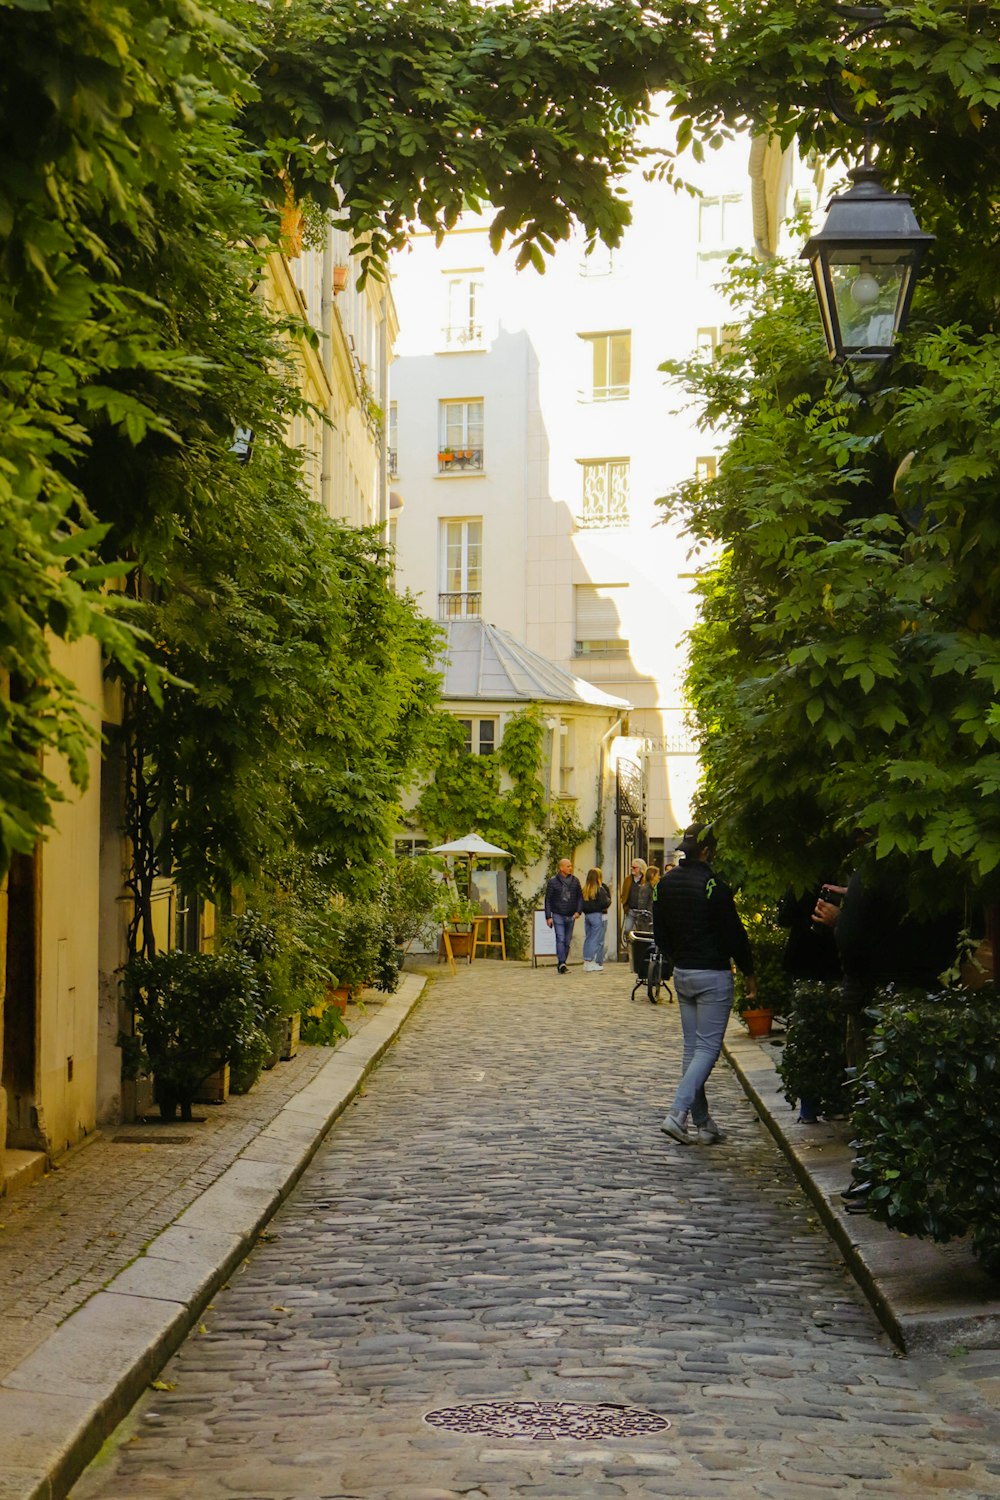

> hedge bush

[
  {"left": 776, "top": 980, "right": 850, "bottom": 1118},
  {"left": 852, "top": 985, "right": 1000, "bottom": 1275}
]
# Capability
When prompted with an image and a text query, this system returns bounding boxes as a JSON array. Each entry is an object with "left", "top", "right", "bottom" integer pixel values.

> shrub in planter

[
  {"left": 337, "top": 897, "right": 384, "bottom": 993},
  {"left": 852, "top": 984, "right": 1000, "bottom": 1275},
  {"left": 733, "top": 924, "right": 793, "bottom": 1019},
  {"left": 776, "top": 980, "right": 849, "bottom": 1118},
  {"left": 225, "top": 911, "right": 285, "bottom": 1088},
  {"left": 121, "top": 950, "right": 269, "bottom": 1120}
]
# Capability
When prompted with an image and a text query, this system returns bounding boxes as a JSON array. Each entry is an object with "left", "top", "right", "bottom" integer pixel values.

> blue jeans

[
  {"left": 583, "top": 912, "right": 606, "bottom": 963},
  {"left": 550, "top": 913, "right": 575, "bottom": 966},
  {"left": 670, "top": 968, "right": 733, "bottom": 1127}
]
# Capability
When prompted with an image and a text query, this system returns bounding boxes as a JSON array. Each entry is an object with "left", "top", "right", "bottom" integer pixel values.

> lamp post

[
  {"left": 801, "top": 156, "right": 934, "bottom": 366},
  {"left": 800, "top": 3, "right": 934, "bottom": 370}
]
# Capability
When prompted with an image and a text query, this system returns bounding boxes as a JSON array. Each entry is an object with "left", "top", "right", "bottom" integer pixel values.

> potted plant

[
  {"left": 733, "top": 924, "right": 791, "bottom": 1038},
  {"left": 443, "top": 894, "right": 481, "bottom": 959},
  {"left": 121, "top": 950, "right": 269, "bottom": 1120}
]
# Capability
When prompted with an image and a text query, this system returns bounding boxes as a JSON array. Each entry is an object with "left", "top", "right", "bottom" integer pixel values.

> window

[
  {"left": 695, "top": 456, "right": 718, "bottom": 483},
  {"left": 695, "top": 326, "right": 718, "bottom": 359},
  {"left": 388, "top": 402, "right": 398, "bottom": 478},
  {"left": 442, "top": 271, "right": 485, "bottom": 348},
  {"left": 696, "top": 325, "right": 740, "bottom": 359},
  {"left": 457, "top": 717, "right": 497, "bottom": 755},
  {"left": 579, "top": 241, "right": 618, "bottom": 278},
  {"left": 438, "top": 400, "right": 484, "bottom": 472},
  {"left": 439, "top": 518, "right": 482, "bottom": 618},
  {"left": 579, "top": 459, "right": 630, "bottom": 529},
  {"left": 575, "top": 584, "right": 628, "bottom": 656},
  {"left": 697, "top": 193, "right": 745, "bottom": 277},
  {"left": 580, "top": 332, "right": 631, "bottom": 401},
  {"left": 395, "top": 837, "right": 430, "bottom": 858},
  {"left": 558, "top": 721, "right": 575, "bottom": 796}
]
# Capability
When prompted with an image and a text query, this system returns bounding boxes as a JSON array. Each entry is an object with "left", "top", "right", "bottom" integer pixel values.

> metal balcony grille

[{"left": 438, "top": 591, "right": 482, "bottom": 619}]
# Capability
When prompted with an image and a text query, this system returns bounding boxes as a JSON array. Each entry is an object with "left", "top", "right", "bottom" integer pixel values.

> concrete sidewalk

[
  {"left": 724, "top": 1022, "right": 1000, "bottom": 1355},
  {"left": 0, "top": 972, "right": 427, "bottom": 1500}
]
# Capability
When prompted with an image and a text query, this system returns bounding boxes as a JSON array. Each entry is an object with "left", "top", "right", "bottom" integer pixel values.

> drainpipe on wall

[{"left": 595, "top": 716, "right": 623, "bottom": 869}]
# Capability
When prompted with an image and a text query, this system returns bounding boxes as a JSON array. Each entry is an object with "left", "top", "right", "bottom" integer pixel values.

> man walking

[
  {"left": 544, "top": 858, "right": 583, "bottom": 974},
  {"left": 653, "top": 822, "right": 755, "bottom": 1144}
]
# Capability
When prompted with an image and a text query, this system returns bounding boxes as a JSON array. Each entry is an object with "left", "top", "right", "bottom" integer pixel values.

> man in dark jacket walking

[
  {"left": 653, "top": 822, "right": 755, "bottom": 1144},
  {"left": 544, "top": 858, "right": 583, "bottom": 973}
]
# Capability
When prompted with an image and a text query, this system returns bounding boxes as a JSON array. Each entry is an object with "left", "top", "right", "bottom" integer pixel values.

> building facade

[
  {"left": 389, "top": 128, "right": 755, "bottom": 911},
  {"left": 0, "top": 219, "right": 395, "bottom": 1194}
]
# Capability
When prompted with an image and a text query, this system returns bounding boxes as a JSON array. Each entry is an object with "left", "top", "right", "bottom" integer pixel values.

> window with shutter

[{"left": 575, "top": 584, "right": 628, "bottom": 656}]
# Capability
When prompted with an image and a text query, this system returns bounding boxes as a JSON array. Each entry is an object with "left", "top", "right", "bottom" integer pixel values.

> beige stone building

[{"left": 0, "top": 223, "right": 395, "bottom": 1195}]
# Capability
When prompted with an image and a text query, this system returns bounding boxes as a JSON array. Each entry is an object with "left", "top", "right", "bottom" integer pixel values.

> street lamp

[{"left": 801, "top": 159, "right": 934, "bottom": 366}]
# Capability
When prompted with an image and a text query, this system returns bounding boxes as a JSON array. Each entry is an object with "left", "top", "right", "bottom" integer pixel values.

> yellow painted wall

[{"left": 34, "top": 635, "right": 104, "bottom": 1157}]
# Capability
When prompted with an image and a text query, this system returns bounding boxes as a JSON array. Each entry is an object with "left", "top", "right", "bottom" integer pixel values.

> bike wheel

[{"left": 647, "top": 953, "right": 662, "bottom": 1004}]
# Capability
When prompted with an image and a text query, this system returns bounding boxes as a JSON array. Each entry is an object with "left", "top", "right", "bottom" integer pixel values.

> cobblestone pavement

[
  {"left": 0, "top": 999, "right": 381, "bottom": 1382},
  {"left": 73, "top": 961, "right": 1000, "bottom": 1500}
]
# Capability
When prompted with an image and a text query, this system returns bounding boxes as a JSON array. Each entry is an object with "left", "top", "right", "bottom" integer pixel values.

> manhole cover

[{"left": 424, "top": 1400, "right": 669, "bottom": 1441}]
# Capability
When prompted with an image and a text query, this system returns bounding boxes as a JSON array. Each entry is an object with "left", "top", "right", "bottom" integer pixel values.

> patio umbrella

[{"left": 429, "top": 833, "right": 512, "bottom": 858}]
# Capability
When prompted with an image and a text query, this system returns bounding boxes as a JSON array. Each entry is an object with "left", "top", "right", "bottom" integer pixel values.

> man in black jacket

[
  {"left": 544, "top": 858, "right": 583, "bottom": 973},
  {"left": 653, "top": 822, "right": 756, "bottom": 1145}
]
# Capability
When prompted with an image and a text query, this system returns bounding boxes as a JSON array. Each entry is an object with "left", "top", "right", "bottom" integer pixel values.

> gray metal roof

[{"left": 437, "top": 619, "right": 630, "bottom": 710}]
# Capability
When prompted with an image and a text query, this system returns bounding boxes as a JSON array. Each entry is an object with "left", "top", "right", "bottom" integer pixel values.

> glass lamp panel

[{"left": 829, "top": 259, "right": 906, "bottom": 354}]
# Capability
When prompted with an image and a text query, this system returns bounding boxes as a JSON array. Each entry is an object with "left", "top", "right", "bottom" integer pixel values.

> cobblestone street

[{"left": 73, "top": 961, "right": 1000, "bottom": 1499}]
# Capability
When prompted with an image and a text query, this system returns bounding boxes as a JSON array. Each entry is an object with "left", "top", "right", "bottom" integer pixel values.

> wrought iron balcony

[
  {"left": 438, "top": 592, "right": 482, "bottom": 619},
  {"left": 388, "top": 448, "right": 398, "bottom": 478},
  {"left": 441, "top": 324, "right": 485, "bottom": 349},
  {"left": 437, "top": 447, "right": 484, "bottom": 473}
]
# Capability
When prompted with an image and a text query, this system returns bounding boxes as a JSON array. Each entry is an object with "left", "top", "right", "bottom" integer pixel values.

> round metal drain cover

[{"left": 424, "top": 1400, "right": 669, "bottom": 1441}]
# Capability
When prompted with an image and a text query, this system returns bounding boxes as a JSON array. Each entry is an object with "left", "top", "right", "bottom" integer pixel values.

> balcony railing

[
  {"left": 388, "top": 448, "right": 398, "bottom": 478},
  {"left": 437, "top": 447, "right": 484, "bottom": 473},
  {"left": 438, "top": 592, "right": 482, "bottom": 619},
  {"left": 581, "top": 383, "right": 630, "bottom": 402},
  {"left": 441, "top": 324, "right": 485, "bottom": 349}
]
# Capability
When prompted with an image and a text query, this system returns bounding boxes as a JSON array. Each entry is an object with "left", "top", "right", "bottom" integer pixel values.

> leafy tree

[
  {"left": 0, "top": 0, "right": 691, "bottom": 885},
  {"left": 650, "top": 4, "right": 1000, "bottom": 910}
]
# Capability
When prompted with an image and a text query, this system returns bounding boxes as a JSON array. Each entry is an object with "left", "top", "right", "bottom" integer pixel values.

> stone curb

[
  {"left": 0, "top": 973, "right": 428, "bottom": 1500},
  {"left": 724, "top": 1024, "right": 1000, "bottom": 1355}
]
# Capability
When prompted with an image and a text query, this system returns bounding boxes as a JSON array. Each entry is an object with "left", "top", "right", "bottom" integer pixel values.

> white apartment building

[{"left": 390, "top": 129, "right": 754, "bottom": 909}]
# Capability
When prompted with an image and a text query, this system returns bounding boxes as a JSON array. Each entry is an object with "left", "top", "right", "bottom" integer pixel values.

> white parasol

[{"left": 429, "top": 833, "right": 512, "bottom": 858}]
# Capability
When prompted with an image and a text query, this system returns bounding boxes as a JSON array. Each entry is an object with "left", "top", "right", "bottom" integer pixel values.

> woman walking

[
  {"left": 581, "top": 867, "right": 611, "bottom": 971},
  {"left": 653, "top": 822, "right": 755, "bottom": 1145}
]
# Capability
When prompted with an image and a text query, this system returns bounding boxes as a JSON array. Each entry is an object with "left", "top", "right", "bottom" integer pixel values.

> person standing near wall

[
  {"left": 581, "top": 867, "right": 611, "bottom": 972},
  {"left": 621, "top": 857, "right": 653, "bottom": 943},
  {"left": 544, "top": 858, "right": 583, "bottom": 974},
  {"left": 654, "top": 822, "right": 755, "bottom": 1145}
]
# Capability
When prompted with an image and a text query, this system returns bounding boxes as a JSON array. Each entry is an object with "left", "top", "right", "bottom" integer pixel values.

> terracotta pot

[
  {"left": 741, "top": 1007, "right": 774, "bottom": 1039},
  {"left": 324, "top": 983, "right": 350, "bottom": 1014}
]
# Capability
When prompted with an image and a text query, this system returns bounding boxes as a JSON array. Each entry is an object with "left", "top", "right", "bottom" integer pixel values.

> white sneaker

[
  {"left": 593, "top": 964, "right": 604, "bottom": 972},
  {"left": 583, "top": 961, "right": 595, "bottom": 971}
]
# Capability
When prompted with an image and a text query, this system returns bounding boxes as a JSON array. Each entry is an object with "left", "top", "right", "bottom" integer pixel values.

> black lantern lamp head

[{"left": 801, "top": 161, "right": 934, "bottom": 366}]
